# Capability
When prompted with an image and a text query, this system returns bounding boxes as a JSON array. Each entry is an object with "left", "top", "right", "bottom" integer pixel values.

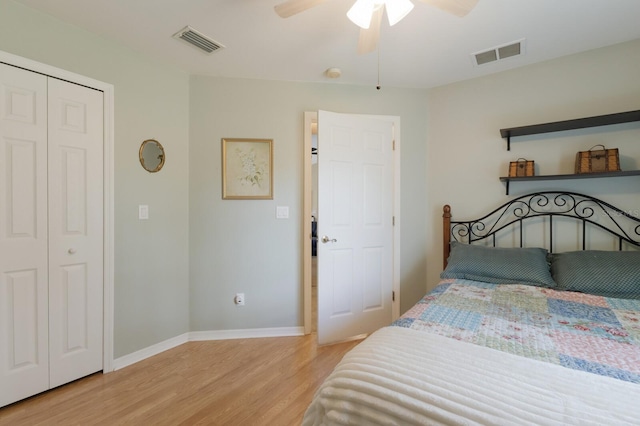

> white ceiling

[{"left": 15, "top": 0, "right": 640, "bottom": 89}]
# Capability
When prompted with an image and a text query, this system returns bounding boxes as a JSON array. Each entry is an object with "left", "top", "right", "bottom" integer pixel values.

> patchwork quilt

[{"left": 393, "top": 279, "right": 640, "bottom": 383}]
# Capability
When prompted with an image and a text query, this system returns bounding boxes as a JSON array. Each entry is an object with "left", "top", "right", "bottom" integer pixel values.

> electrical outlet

[
  {"left": 234, "top": 293, "right": 245, "bottom": 306},
  {"left": 276, "top": 206, "right": 289, "bottom": 219},
  {"left": 138, "top": 204, "right": 149, "bottom": 220}
]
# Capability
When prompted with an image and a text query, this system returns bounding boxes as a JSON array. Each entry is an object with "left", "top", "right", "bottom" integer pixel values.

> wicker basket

[
  {"left": 575, "top": 145, "right": 620, "bottom": 174},
  {"left": 509, "top": 158, "right": 535, "bottom": 177}
]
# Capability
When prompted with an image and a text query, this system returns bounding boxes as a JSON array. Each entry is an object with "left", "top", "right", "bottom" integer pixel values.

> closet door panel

[
  {"left": 0, "top": 63, "right": 49, "bottom": 407},
  {"left": 47, "top": 78, "right": 103, "bottom": 388}
]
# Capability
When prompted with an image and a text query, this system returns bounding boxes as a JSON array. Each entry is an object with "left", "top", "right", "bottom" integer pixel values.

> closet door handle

[{"left": 68, "top": 248, "right": 76, "bottom": 254}]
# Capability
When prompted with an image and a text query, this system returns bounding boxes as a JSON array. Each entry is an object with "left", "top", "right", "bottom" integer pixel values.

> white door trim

[
  {"left": 0, "top": 49, "right": 115, "bottom": 372},
  {"left": 303, "top": 111, "right": 400, "bottom": 335}
]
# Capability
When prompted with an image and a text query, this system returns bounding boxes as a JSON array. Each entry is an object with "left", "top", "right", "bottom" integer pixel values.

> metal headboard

[{"left": 442, "top": 191, "right": 640, "bottom": 269}]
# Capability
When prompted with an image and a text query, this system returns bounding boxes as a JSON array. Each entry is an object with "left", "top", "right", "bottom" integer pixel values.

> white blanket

[{"left": 303, "top": 326, "right": 640, "bottom": 425}]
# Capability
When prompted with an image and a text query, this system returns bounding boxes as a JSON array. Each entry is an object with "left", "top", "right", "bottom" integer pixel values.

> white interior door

[
  {"left": 47, "top": 78, "right": 104, "bottom": 388},
  {"left": 0, "top": 63, "right": 50, "bottom": 406},
  {"left": 317, "top": 110, "right": 394, "bottom": 345}
]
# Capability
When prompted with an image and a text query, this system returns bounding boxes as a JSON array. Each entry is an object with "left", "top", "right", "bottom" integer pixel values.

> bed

[{"left": 303, "top": 192, "right": 640, "bottom": 425}]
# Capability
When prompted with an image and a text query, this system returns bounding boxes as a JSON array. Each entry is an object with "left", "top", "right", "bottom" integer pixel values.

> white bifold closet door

[{"left": 0, "top": 62, "right": 104, "bottom": 407}]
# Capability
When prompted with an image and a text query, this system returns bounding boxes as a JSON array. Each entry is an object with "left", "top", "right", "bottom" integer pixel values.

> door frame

[
  {"left": 303, "top": 111, "right": 401, "bottom": 335},
  {"left": 0, "top": 50, "right": 115, "bottom": 372}
]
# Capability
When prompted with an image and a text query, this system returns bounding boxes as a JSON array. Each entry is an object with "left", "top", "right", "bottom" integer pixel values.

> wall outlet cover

[{"left": 276, "top": 206, "right": 289, "bottom": 219}]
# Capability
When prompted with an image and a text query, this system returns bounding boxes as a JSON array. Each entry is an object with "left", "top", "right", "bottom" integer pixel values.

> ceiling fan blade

[
  {"left": 274, "top": 0, "right": 328, "bottom": 18},
  {"left": 357, "top": 6, "right": 383, "bottom": 55},
  {"left": 418, "top": 0, "right": 478, "bottom": 17}
]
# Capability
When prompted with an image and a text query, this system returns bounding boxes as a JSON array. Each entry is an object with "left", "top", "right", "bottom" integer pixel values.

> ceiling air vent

[
  {"left": 472, "top": 39, "right": 525, "bottom": 66},
  {"left": 173, "top": 26, "right": 225, "bottom": 53}
]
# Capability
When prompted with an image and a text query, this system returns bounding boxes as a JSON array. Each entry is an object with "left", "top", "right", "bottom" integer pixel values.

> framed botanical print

[{"left": 222, "top": 138, "right": 273, "bottom": 199}]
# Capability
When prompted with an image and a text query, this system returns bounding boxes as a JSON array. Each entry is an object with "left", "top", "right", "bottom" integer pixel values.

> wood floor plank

[{"left": 0, "top": 334, "right": 360, "bottom": 425}]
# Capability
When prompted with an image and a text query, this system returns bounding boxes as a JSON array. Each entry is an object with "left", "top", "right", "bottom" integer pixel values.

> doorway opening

[{"left": 303, "top": 112, "right": 317, "bottom": 334}]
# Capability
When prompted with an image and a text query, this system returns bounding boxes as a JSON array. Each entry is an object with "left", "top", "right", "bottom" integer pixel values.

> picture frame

[{"left": 222, "top": 138, "right": 273, "bottom": 199}]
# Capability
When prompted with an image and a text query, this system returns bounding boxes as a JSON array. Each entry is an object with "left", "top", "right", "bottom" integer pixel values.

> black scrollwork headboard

[{"left": 442, "top": 192, "right": 640, "bottom": 269}]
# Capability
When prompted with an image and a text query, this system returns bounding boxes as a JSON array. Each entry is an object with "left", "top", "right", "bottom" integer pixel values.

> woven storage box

[
  {"left": 575, "top": 145, "right": 620, "bottom": 174},
  {"left": 509, "top": 159, "right": 535, "bottom": 177}
]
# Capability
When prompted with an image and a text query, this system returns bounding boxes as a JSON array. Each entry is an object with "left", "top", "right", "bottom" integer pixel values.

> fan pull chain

[{"left": 376, "top": 47, "right": 381, "bottom": 90}]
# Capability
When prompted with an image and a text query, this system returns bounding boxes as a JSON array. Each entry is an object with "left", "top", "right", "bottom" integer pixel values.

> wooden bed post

[{"left": 443, "top": 205, "right": 451, "bottom": 270}]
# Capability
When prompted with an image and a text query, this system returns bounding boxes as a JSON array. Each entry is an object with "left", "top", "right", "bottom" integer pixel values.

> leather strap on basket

[{"left": 516, "top": 158, "right": 527, "bottom": 169}]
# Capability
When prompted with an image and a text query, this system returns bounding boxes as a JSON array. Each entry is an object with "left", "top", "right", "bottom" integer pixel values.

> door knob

[
  {"left": 68, "top": 248, "right": 76, "bottom": 254},
  {"left": 321, "top": 236, "right": 337, "bottom": 243}
]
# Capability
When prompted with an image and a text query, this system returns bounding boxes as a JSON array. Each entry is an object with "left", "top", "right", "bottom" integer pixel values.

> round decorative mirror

[{"left": 139, "top": 139, "right": 165, "bottom": 173}]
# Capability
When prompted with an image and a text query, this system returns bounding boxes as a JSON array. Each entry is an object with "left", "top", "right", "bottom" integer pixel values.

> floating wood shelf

[
  {"left": 499, "top": 170, "right": 640, "bottom": 195},
  {"left": 500, "top": 110, "right": 640, "bottom": 150}
]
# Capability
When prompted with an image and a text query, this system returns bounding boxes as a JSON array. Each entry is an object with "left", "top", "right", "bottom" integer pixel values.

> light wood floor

[{"left": 0, "top": 334, "right": 360, "bottom": 426}]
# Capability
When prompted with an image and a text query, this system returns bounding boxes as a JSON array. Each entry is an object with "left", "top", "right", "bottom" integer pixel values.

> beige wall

[
  {"left": 426, "top": 39, "right": 640, "bottom": 289},
  {"left": 0, "top": 0, "right": 191, "bottom": 357},
  {"left": 189, "top": 76, "right": 429, "bottom": 328}
]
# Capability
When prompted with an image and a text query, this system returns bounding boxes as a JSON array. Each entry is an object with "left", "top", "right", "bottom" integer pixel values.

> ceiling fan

[{"left": 274, "top": 0, "right": 478, "bottom": 54}]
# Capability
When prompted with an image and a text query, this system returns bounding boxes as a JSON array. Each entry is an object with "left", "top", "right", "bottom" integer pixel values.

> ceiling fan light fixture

[
  {"left": 385, "top": 0, "right": 414, "bottom": 26},
  {"left": 347, "top": 0, "right": 377, "bottom": 29},
  {"left": 347, "top": 0, "right": 413, "bottom": 29}
]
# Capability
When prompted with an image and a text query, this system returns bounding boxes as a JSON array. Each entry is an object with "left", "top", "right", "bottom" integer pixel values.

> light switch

[
  {"left": 139, "top": 204, "right": 149, "bottom": 220},
  {"left": 276, "top": 205, "right": 289, "bottom": 219}
]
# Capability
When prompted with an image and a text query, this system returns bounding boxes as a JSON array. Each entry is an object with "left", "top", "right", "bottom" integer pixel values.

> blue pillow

[
  {"left": 441, "top": 242, "right": 556, "bottom": 287},
  {"left": 550, "top": 250, "right": 640, "bottom": 299}
]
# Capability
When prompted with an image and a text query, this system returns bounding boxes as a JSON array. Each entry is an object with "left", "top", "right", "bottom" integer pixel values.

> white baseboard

[
  {"left": 189, "top": 326, "right": 304, "bottom": 341},
  {"left": 112, "top": 332, "right": 189, "bottom": 371},
  {"left": 112, "top": 327, "right": 305, "bottom": 371}
]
